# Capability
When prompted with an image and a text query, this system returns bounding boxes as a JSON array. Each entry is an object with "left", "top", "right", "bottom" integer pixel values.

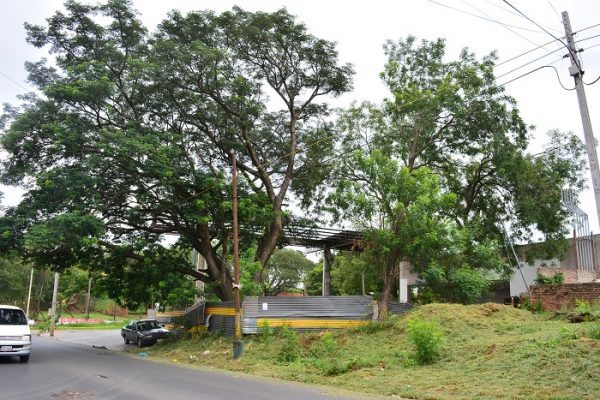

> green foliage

[
  {"left": 262, "top": 249, "right": 315, "bottom": 296},
  {"left": 586, "top": 324, "right": 600, "bottom": 340},
  {"left": 447, "top": 267, "right": 490, "bottom": 304},
  {"left": 521, "top": 297, "right": 545, "bottom": 314},
  {"left": 277, "top": 326, "right": 300, "bottom": 363},
  {"left": 407, "top": 317, "right": 443, "bottom": 365},
  {"left": 1, "top": 0, "right": 353, "bottom": 303},
  {"left": 0, "top": 253, "right": 31, "bottom": 306},
  {"left": 258, "top": 320, "right": 274, "bottom": 342},
  {"left": 534, "top": 272, "right": 564, "bottom": 285}
]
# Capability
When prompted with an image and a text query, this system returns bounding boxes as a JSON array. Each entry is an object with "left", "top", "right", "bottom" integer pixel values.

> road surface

[{"left": 0, "top": 335, "right": 360, "bottom": 400}]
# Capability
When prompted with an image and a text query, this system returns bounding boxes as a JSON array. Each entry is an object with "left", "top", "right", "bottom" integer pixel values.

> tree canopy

[
  {"left": 0, "top": 0, "right": 353, "bottom": 301},
  {"left": 324, "top": 37, "right": 584, "bottom": 315}
]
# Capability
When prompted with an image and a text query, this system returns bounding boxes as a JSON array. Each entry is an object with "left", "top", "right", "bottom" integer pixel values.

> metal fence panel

[{"left": 243, "top": 296, "right": 374, "bottom": 334}]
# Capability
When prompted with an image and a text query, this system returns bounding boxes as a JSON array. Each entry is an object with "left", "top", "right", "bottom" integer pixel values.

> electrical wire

[
  {"left": 501, "top": 0, "right": 583, "bottom": 73},
  {"left": 496, "top": 38, "right": 563, "bottom": 67},
  {"left": 576, "top": 23, "right": 600, "bottom": 35},
  {"left": 495, "top": 46, "right": 565, "bottom": 79},
  {"left": 460, "top": 0, "right": 561, "bottom": 53},
  {"left": 495, "top": 22, "right": 600, "bottom": 68},
  {"left": 545, "top": 0, "right": 561, "bottom": 20},
  {"left": 498, "top": 64, "right": 575, "bottom": 90},
  {"left": 427, "top": 0, "right": 544, "bottom": 33},
  {"left": 584, "top": 75, "right": 600, "bottom": 86},
  {"left": 0, "top": 71, "right": 34, "bottom": 93},
  {"left": 576, "top": 33, "right": 600, "bottom": 44}
]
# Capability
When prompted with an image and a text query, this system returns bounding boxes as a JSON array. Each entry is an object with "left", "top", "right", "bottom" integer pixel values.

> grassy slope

[{"left": 128, "top": 303, "right": 600, "bottom": 400}]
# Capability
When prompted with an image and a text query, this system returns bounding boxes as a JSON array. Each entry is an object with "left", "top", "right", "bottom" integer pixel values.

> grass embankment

[{"left": 128, "top": 303, "right": 600, "bottom": 400}]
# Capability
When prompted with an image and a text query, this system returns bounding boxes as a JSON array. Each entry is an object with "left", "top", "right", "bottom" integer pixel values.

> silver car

[{"left": 121, "top": 319, "right": 169, "bottom": 347}]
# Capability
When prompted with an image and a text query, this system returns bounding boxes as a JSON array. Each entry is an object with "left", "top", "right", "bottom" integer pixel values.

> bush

[
  {"left": 277, "top": 326, "right": 300, "bottom": 363},
  {"left": 407, "top": 317, "right": 443, "bottom": 365},
  {"left": 258, "top": 320, "right": 274, "bottom": 342},
  {"left": 521, "top": 297, "right": 544, "bottom": 314},
  {"left": 534, "top": 272, "right": 564, "bottom": 285}
]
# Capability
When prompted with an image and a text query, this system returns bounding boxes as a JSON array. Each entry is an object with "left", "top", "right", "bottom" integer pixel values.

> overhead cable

[
  {"left": 495, "top": 47, "right": 565, "bottom": 79},
  {"left": 499, "top": 64, "right": 575, "bottom": 90},
  {"left": 427, "top": 0, "right": 545, "bottom": 34},
  {"left": 501, "top": 0, "right": 583, "bottom": 73}
]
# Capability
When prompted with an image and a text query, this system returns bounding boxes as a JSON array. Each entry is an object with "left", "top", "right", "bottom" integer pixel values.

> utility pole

[
  {"left": 563, "top": 11, "right": 600, "bottom": 229},
  {"left": 25, "top": 268, "right": 34, "bottom": 319},
  {"left": 231, "top": 153, "right": 243, "bottom": 359},
  {"left": 85, "top": 276, "right": 92, "bottom": 320},
  {"left": 49, "top": 272, "right": 59, "bottom": 337}
]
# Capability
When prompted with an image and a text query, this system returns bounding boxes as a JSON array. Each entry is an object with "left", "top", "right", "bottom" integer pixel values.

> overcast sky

[{"left": 1, "top": 0, "right": 600, "bottom": 234}]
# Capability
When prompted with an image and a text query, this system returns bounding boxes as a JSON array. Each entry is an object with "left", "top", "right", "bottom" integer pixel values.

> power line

[
  {"left": 460, "top": 0, "right": 562, "bottom": 53},
  {"left": 427, "top": 0, "right": 544, "bottom": 34},
  {"left": 498, "top": 63, "right": 575, "bottom": 90},
  {"left": 545, "top": 0, "right": 561, "bottom": 20},
  {"left": 576, "top": 33, "right": 600, "bottom": 44},
  {"left": 501, "top": 0, "right": 582, "bottom": 73},
  {"left": 496, "top": 38, "right": 562, "bottom": 67},
  {"left": 495, "top": 21, "right": 600, "bottom": 68},
  {"left": 495, "top": 47, "right": 565, "bottom": 79},
  {"left": 584, "top": 74, "right": 600, "bottom": 86},
  {"left": 0, "top": 71, "right": 33, "bottom": 93},
  {"left": 577, "top": 23, "right": 600, "bottom": 35}
]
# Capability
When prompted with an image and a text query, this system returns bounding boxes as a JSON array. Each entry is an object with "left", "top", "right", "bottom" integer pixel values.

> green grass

[
  {"left": 126, "top": 303, "right": 600, "bottom": 400},
  {"left": 33, "top": 311, "right": 132, "bottom": 331}
]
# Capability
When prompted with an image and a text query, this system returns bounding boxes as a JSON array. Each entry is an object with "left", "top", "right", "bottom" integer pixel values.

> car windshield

[
  {"left": 0, "top": 308, "right": 27, "bottom": 325},
  {"left": 138, "top": 321, "right": 160, "bottom": 330}
]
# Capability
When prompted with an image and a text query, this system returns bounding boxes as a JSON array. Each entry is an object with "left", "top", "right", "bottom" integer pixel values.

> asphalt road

[{"left": 0, "top": 334, "right": 360, "bottom": 400}]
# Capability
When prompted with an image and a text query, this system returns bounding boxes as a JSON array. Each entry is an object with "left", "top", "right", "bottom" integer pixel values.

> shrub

[
  {"left": 521, "top": 297, "right": 544, "bottom": 313},
  {"left": 407, "top": 317, "right": 443, "bottom": 365},
  {"left": 534, "top": 272, "right": 564, "bottom": 285},
  {"left": 258, "top": 320, "right": 274, "bottom": 342},
  {"left": 277, "top": 326, "right": 300, "bottom": 363}
]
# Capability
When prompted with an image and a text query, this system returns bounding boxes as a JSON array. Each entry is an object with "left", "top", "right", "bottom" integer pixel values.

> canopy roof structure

[{"left": 283, "top": 225, "right": 364, "bottom": 251}]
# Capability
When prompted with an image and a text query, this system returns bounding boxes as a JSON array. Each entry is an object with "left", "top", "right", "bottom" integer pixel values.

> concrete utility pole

[
  {"left": 49, "top": 272, "right": 59, "bottom": 337},
  {"left": 231, "top": 154, "right": 243, "bottom": 359},
  {"left": 85, "top": 276, "right": 92, "bottom": 319},
  {"left": 322, "top": 247, "right": 332, "bottom": 296},
  {"left": 562, "top": 11, "right": 600, "bottom": 229},
  {"left": 25, "top": 268, "right": 34, "bottom": 318}
]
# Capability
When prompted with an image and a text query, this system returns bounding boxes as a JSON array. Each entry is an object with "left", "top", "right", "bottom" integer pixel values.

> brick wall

[{"left": 529, "top": 283, "right": 600, "bottom": 311}]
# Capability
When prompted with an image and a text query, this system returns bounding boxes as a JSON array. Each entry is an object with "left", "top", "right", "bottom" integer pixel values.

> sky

[{"left": 1, "top": 0, "right": 600, "bottom": 235}]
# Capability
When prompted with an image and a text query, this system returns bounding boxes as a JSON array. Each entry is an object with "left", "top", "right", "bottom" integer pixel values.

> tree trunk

[
  {"left": 254, "top": 211, "right": 283, "bottom": 281},
  {"left": 378, "top": 249, "right": 401, "bottom": 320}
]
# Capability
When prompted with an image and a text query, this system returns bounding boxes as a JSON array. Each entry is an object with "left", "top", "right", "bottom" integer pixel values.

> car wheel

[
  {"left": 20, "top": 355, "right": 30, "bottom": 363},
  {"left": 123, "top": 337, "right": 129, "bottom": 344},
  {"left": 137, "top": 337, "right": 143, "bottom": 348}
]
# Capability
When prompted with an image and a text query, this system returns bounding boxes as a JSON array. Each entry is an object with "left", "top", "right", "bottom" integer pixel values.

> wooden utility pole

[
  {"left": 231, "top": 154, "right": 243, "bottom": 359},
  {"left": 563, "top": 11, "right": 600, "bottom": 229}
]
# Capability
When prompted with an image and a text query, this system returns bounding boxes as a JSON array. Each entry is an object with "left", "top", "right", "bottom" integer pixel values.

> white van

[{"left": 0, "top": 305, "right": 32, "bottom": 363}]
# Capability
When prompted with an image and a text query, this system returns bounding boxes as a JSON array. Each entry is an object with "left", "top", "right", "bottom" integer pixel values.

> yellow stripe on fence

[
  {"left": 257, "top": 318, "right": 368, "bottom": 329},
  {"left": 205, "top": 307, "right": 236, "bottom": 316}
]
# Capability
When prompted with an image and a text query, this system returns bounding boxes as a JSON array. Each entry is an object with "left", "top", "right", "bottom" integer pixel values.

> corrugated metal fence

[{"left": 202, "top": 296, "right": 413, "bottom": 336}]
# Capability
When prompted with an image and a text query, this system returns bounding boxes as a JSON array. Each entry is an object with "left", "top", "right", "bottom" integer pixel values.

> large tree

[
  {"left": 0, "top": 0, "right": 353, "bottom": 300},
  {"left": 325, "top": 37, "right": 584, "bottom": 315}
]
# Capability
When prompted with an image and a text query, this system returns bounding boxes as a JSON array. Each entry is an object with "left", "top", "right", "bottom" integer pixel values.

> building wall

[{"left": 529, "top": 283, "right": 600, "bottom": 311}]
